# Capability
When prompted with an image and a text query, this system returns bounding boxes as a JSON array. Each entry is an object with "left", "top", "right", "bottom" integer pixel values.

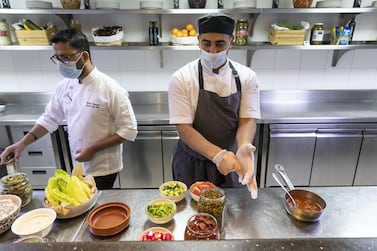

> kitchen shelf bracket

[
  {"left": 332, "top": 49, "right": 350, "bottom": 67},
  {"left": 247, "top": 49, "right": 257, "bottom": 67},
  {"left": 248, "top": 13, "right": 260, "bottom": 37},
  {"left": 56, "top": 14, "right": 73, "bottom": 28}
]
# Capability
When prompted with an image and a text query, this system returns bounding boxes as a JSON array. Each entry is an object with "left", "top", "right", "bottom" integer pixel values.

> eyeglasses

[{"left": 50, "top": 51, "right": 82, "bottom": 65}]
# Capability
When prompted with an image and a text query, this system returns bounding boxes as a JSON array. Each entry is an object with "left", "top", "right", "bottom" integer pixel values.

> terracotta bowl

[{"left": 87, "top": 202, "right": 131, "bottom": 236}]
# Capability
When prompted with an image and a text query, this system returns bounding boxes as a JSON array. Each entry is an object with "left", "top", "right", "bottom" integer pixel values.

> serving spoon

[{"left": 272, "top": 172, "right": 297, "bottom": 208}]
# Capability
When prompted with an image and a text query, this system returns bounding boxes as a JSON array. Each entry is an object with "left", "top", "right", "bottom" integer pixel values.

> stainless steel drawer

[
  {"left": 17, "top": 146, "right": 56, "bottom": 167},
  {"left": 19, "top": 166, "right": 56, "bottom": 189},
  {"left": 9, "top": 126, "right": 52, "bottom": 147}
]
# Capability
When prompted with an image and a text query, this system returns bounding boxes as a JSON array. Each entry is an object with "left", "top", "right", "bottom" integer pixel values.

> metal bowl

[{"left": 284, "top": 189, "right": 326, "bottom": 222}]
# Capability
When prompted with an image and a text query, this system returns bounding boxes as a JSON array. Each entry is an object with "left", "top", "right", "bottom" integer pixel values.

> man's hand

[
  {"left": 75, "top": 147, "right": 96, "bottom": 162},
  {"left": 236, "top": 143, "right": 258, "bottom": 199},
  {"left": 213, "top": 150, "right": 243, "bottom": 176},
  {"left": 0, "top": 142, "right": 27, "bottom": 164}
]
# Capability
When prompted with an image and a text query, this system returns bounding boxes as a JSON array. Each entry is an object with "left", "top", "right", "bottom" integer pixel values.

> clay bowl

[{"left": 87, "top": 202, "right": 131, "bottom": 236}]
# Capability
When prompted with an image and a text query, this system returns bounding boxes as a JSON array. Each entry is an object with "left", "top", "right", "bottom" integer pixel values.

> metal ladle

[{"left": 272, "top": 172, "right": 297, "bottom": 208}]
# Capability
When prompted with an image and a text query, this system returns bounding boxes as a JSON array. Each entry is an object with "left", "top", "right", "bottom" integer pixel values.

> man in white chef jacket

[
  {"left": 168, "top": 14, "right": 261, "bottom": 198},
  {"left": 0, "top": 28, "right": 138, "bottom": 189}
]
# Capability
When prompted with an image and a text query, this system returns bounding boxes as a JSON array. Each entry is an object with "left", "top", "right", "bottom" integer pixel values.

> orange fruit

[
  {"left": 171, "top": 28, "right": 179, "bottom": 36},
  {"left": 186, "top": 23, "right": 194, "bottom": 31},
  {"left": 189, "top": 29, "right": 196, "bottom": 36},
  {"left": 176, "top": 31, "right": 184, "bottom": 37},
  {"left": 181, "top": 28, "right": 188, "bottom": 34}
]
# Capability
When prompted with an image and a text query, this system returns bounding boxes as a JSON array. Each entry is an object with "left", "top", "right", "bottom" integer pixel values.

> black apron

[{"left": 172, "top": 60, "right": 242, "bottom": 188}]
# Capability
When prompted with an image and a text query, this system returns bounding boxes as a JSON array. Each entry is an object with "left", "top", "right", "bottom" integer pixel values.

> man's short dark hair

[{"left": 50, "top": 28, "right": 91, "bottom": 58}]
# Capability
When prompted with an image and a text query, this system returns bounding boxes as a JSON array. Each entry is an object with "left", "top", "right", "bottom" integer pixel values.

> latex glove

[
  {"left": 213, "top": 150, "right": 241, "bottom": 176},
  {"left": 236, "top": 143, "right": 258, "bottom": 199}
]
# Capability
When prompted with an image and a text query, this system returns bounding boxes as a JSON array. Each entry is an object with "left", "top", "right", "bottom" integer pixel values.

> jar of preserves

[
  {"left": 0, "top": 19, "right": 12, "bottom": 45},
  {"left": 0, "top": 173, "right": 32, "bottom": 207},
  {"left": 310, "top": 23, "right": 324, "bottom": 45},
  {"left": 235, "top": 19, "right": 248, "bottom": 46},
  {"left": 197, "top": 188, "right": 226, "bottom": 232},
  {"left": 184, "top": 213, "right": 220, "bottom": 240}
]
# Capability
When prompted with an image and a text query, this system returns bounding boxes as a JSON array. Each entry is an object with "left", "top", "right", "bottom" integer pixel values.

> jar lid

[
  {"left": 314, "top": 23, "right": 324, "bottom": 25},
  {"left": 1, "top": 173, "right": 26, "bottom": 185}
]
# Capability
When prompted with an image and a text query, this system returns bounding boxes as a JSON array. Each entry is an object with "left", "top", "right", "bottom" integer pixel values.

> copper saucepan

[{"left": 273, "top": 164, "right": 326, "bottom": 222}]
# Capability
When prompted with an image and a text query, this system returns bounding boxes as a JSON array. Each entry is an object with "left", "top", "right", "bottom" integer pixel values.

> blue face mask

[
  {"left": 57, "top": 53, "right": 86, "bottom": 79},
  {"left": 200, "top": 49, "right": 228, "bottom": 70}
]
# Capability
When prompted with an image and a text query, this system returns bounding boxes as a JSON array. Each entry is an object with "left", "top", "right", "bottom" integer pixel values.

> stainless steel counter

[
  {"left": 2, "top": 90, "right": 377, "bottom": 125},
  {"left": 1, "top": 187, "right": 377, "bottom": 243}
]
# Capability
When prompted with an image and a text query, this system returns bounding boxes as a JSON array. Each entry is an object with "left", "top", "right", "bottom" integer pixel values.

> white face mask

[
  {"left": 57, "top": 53, "right": 86, "bottom": 79},
  {"left": 200, "top": 49, "right": 228, "bottom": 70}
]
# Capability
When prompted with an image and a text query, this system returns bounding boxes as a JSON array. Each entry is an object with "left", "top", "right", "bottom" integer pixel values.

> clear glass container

[
  {"left": 197, "top": 188, "right": 226, "bottom": 232},
  {"left": 184, "top": 213, "right": 220, "bottom": 240},
  {"left": 0, "top": 173, "right": 32, "bottom": 207},
  {"left": 235, "top": 19, "right": 249, "bottom": 46}
]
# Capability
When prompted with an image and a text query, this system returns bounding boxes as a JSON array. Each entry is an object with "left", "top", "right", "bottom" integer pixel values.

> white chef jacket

[
  {"left": 169, "top": 59, "right": 261, "bottom": 124},
  {"left": 37, "top": 67, "right": 138, "bottom": 177}
]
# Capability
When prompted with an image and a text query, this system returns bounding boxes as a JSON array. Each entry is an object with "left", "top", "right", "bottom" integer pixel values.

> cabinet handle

[
  {"left": 32, "top": 170, "right": 47, "bottom": 175},
  {"left": 270, "top": 129, "right": 316, "bottom": 138},
  {"left": 317, "top": 129, "right": 362, "bottom": 138},
  {"left": 27, "top": 151, "right": 43, "bottom": 156}
]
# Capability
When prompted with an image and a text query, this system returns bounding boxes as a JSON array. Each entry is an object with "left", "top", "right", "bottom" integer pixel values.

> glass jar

[
  {"left": 0, "top": 173, "right": 32, "bottom": 207},
  {"left": 310, "top": 23, "right": 324, "bottom": 45},
  {"left": 235, "top": 19, "right": 248, "bottom": 46},
  {"left": 0, "top": 19, "right": 12, "bottom": 45},
  {"left": 197, "top": 188, "right": 226, "bottom": 232},
  {"left": 184, "top": 213, "right": 220, "bottom": 240}
]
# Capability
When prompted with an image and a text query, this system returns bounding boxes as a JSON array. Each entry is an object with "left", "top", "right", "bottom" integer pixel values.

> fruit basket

[
  {"left": 15, "top": 26, "right": 57, "bottom": 46},
  {"left": 170, "top": 23, "right": 198, "bottom": 46}
]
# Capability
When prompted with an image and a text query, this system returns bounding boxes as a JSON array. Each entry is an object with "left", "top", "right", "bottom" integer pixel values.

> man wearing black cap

[{"left": 168, "top": 14, "right": 261, "bottom": 195}]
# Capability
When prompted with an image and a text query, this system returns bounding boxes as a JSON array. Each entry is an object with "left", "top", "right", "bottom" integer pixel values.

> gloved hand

[
  {"left": 236, "top": 143, "right": 258, "bottom": 199},
  {"left": 212, "top": 150, "right": 242, "bottom": 176}
]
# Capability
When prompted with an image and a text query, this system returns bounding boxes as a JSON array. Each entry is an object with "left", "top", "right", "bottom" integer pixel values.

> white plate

[
  {"left": 233, "top": 0, "right": 256, "bottom": 8},
  {"left": 26, "top": 1, "right": 53, "bottom": 9},
  {"left": 316, "top": 0, "right": 341, "bottom": 8},
  {"left": 95, "top": 1, "right": 120, "bottom": 9},
  {"left": 140, "top": 1, "right": 162, "bottom": 9}
]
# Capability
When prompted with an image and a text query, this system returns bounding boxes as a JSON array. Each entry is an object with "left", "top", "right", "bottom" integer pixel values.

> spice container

[
  {"left": 184, "top": 213, "right": 220, "bottom": 240},
  {"left": 0, "top": 173, "right": 32, "bottom": 207},
  {"left": 310, "top": 23, "right": 324, "bottom": 45},
  {"left": 0, "top": 19, "right": 12, "bottom": 45},
  {"left": 234, "top": 19, "right": 248, "bottom": 46},
  {"left": 197, "top": 188, "right": 226, "bottom": 232}
]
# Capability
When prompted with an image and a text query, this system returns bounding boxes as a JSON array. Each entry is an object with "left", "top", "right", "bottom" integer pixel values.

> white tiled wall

[{"left": 1, "top": 0, "right": 377, "bottom": 92}]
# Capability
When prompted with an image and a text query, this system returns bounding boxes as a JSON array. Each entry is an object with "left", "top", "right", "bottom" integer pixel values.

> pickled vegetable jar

[
  {"left": 235, "top": 19, "right": 248, "bottom": 46},
  {"left": 184, "top": 213, "right": 220, "bottom": 240},
  {"left": 197, "top": 188, "right": 226, "bottom": 231},
  {"left": 0, "top": 173, "right": 32, "bottom": 207}
]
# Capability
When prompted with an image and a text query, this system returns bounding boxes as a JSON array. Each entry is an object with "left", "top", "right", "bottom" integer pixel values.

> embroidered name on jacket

[{"left": 86, "top": 102, "right": 100, "bottom": 109}]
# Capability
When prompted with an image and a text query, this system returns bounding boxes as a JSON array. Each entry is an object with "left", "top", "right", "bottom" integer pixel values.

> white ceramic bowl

[
  {"left": 0, "top": 195, "right": 22, "bottom": 234},
  {"left": 146, "top": 198, "right": 176, "bottom": 224},
  {"left": 26, "top": 1, "right": 53, "bottom": 9},
  {"left": 139, "top": 227, "right": 174, "bottom": 241},
  {"left": 159, "top": 181, "right": 187, "bottom": 203},
  {"left": 189, "top": 181, "right": 217, "bottom": 202},
  {"left": 44, "top": 188, "right": 99, "bottom": 219},
  {"left": 11, "top": 208, "right": 56, "bottom": 238}
]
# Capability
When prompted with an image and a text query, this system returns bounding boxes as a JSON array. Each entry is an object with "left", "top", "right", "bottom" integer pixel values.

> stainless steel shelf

[{"left": 0, "top": 7, "right": 377, "bottom": 15}]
